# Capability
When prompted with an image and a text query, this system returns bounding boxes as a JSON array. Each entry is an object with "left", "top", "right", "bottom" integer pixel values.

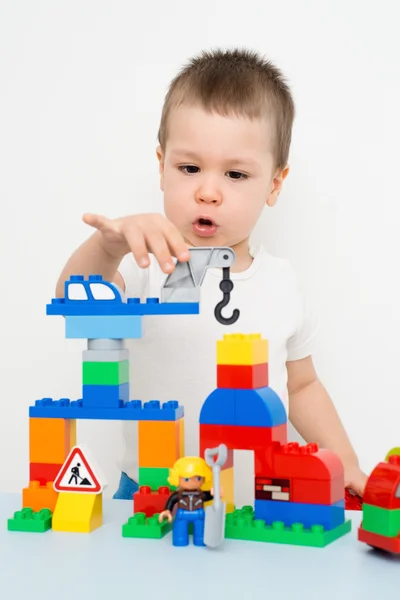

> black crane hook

[{"left": 214, "top": 267, "right": 240, "bottom": 325}]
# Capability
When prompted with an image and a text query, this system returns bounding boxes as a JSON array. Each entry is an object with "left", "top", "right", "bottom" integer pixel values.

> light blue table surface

[{"left": 0, "top": 493, "right": 398, "bottom": 600}]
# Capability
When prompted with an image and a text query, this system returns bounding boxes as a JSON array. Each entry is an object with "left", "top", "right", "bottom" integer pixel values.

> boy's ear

[
  {"left": 266, "top": 165, "right": 290, "bottom": 207},
  {"left": 156, "top": 145, "right": 165, "bottom": 191}
]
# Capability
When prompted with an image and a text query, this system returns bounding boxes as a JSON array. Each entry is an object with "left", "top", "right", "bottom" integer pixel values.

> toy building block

[
  {"left": 52, "top": 492, "right": 102, "bottom": 533},
  {"left": 199, "top": 387, "right": 287, "bottom": 427},
  {"left": 200, "top": 424, "right": 287, "bottom": 459},
  {"left": 30, "top": 462, "right": 63, "bottom": 486},
  {"left": 216, "top": 334, "right": 268, "bottom": 365},
  {"left": 361, "top": 503, "right": 400, "bottom": 537},
  {"left": 217, "top": 363, "right": 268, "bottom": 389},
  {"left": 8, "top": 508, "right": 52, "bottom": 533},
  {"left": 82, "top": 348, "right": 129, "bottom": 362},
  {"left": 23, "top": 481, "right": 58, "bottom": 513},
  {"left": 358, "top": 526, "right": 400, "bottom": 553},
  {"left": 386, "top": 447, "right": 400, "bottom": 461},
  {"left": 345, "top": 488, "right": 363, "bottom": 510},
  {"left": 138, "top": 467, "right": 173, "bottom": 489},
  {"left": 65, "top": 315, "right": 142, "bottom": 339},
  {"left": 29, "top": 398, "right": 184, "bottom": 421},
  {"left": 133, "top": 486, "right": 171, "bottom": 517},
  {"left": 122, "top": 512, "right": 172, "bottom": 539},
  {"left": 254, "top": 498, "right": 345, "bottom": 531},
  {"left": 225, "top": 506, "right": 351, "bottom": 547},
  {"left": 29, "top": 418, "right": 76, "bottom": 464},
  {"left": 82, "top": 361, "right": 129, "bottom": 385},
  {"left": 82, "top": 383, "right": 130, "bottom": 408},
  {"left": 138, "top": 420, "right": 183, "bottom": 467},
  {"left": 256, "top": 442, "right": 344, "bottom": 481},
  {"left": 292, "top": 476, "right": 345, "bottom": 505},
  {"left": 362, "top": 455, "right": 400, "bottom": 510},
  {"left": 47, "top": 275, "right": 200, "bottom": 316}
]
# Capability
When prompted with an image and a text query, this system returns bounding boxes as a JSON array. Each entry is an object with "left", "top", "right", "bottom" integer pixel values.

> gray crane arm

[{"left": 161, "top": 247, "right": 240, "bottom": 326}]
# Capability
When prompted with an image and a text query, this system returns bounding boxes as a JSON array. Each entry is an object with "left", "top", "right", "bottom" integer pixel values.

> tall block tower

[{"left": 199, "top": 333, "right": 350, "bottom": 546}]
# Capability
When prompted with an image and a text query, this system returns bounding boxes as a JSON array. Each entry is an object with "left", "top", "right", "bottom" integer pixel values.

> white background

[{"left": 1, "top": 1, "right": 399, "bottom": 501}]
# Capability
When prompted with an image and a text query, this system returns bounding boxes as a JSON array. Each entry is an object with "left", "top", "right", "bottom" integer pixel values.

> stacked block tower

[
  {"left": 8, "top": 275, "right": 191, "bottom": 534},
  {"left": 199, "top": 334, "right": 351, "bottom": 546}
]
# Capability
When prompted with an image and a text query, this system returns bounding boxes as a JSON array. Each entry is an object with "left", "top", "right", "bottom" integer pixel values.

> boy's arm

[{"left": 287, "top": 356, "right": 368, "bottom": 496}]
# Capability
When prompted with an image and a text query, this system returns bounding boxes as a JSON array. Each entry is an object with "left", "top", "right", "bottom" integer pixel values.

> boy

[{"left": 56, "top": 48, "right": 367, "bottom": 500}]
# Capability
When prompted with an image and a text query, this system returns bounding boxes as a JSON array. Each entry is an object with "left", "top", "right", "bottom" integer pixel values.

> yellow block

[
  {"left": 221, "top": 466, "right": 235, "bottom": 513},
  {"left": 52, "top": 492, "right": 102, "bottom": 533},
  {"left": 386, "top": 447, "right": 400, "bottom": 461},
  {"left": 204, "top": 466, "right": 235, "bottom": 514},
  {"left": 217, "top": 334, "right": 268, "bottom": 366}
]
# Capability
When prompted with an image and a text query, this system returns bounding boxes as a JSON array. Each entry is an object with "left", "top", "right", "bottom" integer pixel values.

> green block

[
  {"left": 82, "top": 360, "right": 129, "bottom": 385},
  {"left": 362, "top": 503, "right": 400, "bottom": 537},
  {"left": 122, "top": 512, "right": 172, "bottom": 539},
  {"left": 138, "top": 467, "right": 176, "bottom": 490},
  {"left": 225, "top": 506, "right": 351, "bottom": 547},
  {"left": 8, "top": 508, "right": 52, "bottom": 533}
]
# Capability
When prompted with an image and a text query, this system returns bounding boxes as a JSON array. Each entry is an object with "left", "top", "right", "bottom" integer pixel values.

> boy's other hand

[
  {"left": 344, "top": 465, "right": 368, "bottom": 498},
  {"left": 82, "top": 212, "right": 190, "bottom": 274}
]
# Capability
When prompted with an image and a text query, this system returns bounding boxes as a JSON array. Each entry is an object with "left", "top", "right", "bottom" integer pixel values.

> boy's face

[{"left": 157, "top": 105, "right": 288, "bottom": 263}]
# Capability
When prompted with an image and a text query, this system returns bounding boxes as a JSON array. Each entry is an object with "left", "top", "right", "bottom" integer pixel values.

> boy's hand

[
  {"left": 344, "top": 465, "right": 368, "bottom": 498},
  {"left": 83, "top": 212, "right": 190, "bottom": 274}
]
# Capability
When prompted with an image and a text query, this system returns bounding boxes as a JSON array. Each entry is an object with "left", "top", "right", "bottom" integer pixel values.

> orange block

[
  {"left": 29, "top": 418, "right": 76, "bottom": 464},
  {"left": 23, "top": 481, "right": 58, "bottom": 512},
  {"left": 178, "top": 418, "right": 185, "bottom": 458},
  {"left": 138, "top": 420, "right": 181, "bottom": 467}
]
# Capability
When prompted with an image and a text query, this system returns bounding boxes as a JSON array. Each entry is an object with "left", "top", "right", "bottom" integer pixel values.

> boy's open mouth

[{"left": 193, "top": 217, "right": 218, "bottom": 237}]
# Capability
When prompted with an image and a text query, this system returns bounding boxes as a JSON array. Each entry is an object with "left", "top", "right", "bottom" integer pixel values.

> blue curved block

[
  {"left": 199, "top": 388, "right": 236, "bottom": 425},
  {"left": 235, "top": 387, "right": 287, "bottom": 427}
]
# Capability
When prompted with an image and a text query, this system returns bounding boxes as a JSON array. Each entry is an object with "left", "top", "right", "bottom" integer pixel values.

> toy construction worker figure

[{"left": 158, "top": 456, "right": 214, "bottom": 547}]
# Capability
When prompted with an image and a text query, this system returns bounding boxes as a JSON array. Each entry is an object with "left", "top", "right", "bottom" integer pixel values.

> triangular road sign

[{"left": 53, "top": 446, "right": 105, "bottom": 494}]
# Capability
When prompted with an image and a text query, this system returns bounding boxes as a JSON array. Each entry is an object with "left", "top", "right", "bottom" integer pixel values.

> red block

[
  {"left": 30, "top": 462, "right": 63, "bottom": 486},
  {"left": 291, "top": 476, "right": 344, "bottom": 505},
  {"left": 200, "top": 423, "right": 287, "bottom": 467},
  {"left": 133, "top": 486, "right": 171, "bottom": 517},
  {"left": 363, "top": 456, "right": 400, "bottom": 510},
  {"left": 217, "top": 363, "right": 268, "bottom": 389},
  {"left": 345, "top": 488, "right": 363, "bottom": 510},
  {"left": 358, "top": 526, "right": 400, "bottom": 553},
  {"left": 255, "top": 441, "right": 344, "bottom": 481}
]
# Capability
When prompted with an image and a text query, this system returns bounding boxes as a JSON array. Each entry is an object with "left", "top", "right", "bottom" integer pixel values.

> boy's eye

[
  {"left": 179, "top": 165, "right": 200, "bottom": 174},
  {"left": 227, "top": 170, "right": 247, "bottom": 180},
  {"left": 196, "top": 476, "right": 201, "bottom": 481},
  {"left": 184, "top": 478, "right": 190, "bottom": 482}
]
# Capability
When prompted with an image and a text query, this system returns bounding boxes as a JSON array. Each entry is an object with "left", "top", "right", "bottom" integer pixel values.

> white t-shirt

[{"left": 116, "top": 244, "right": 318, "bottom": 482}]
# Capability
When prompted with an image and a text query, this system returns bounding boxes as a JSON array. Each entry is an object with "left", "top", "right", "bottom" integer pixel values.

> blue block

[
  {"left": 235, "top": 387, "right": 287, "bottom": 427},
  {"left": 254, "top": 499, "right": 345, "bottom": 531},
  {"left": 48, "top": 297, "right": 199, "bottom": 316},
  {"left": 65, "top": 316, "right": 142, "bottom": 339},
  {"left": 199, "top": 388, "right": 236, "bottom": 425},
  {"left": 82, "top": 383, "right": 129, "bottom": 408},
  {"left": 46, "top": 275, "right": 199, "bottom": 316},
  {"left": 29, "top": 398, "right": 184, "bottom": 421}
]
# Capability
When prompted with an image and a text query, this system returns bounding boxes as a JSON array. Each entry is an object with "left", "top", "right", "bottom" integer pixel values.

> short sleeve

[
  {"left": 117, "top": 253, "right": 168, "bottom": 300},
  {"left": 286, "top": 285, "right": 319, "bottom": 362},
  {"left": 117, "top": 253, "right": 147, "bottom": 299}
]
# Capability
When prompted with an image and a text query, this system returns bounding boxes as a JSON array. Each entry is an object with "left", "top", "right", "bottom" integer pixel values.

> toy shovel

[{"left": 204, "top": 443, "right": 228, "bottom": 548}]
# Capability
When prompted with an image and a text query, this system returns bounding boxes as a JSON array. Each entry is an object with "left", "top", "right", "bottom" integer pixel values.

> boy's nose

[{"left": 195, "top": 181, "right": 223, "bottom": 205}]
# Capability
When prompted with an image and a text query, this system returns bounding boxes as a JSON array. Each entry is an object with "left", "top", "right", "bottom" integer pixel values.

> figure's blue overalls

[{"left": 173, "top": 508, "right": 206, "bottom": 546}]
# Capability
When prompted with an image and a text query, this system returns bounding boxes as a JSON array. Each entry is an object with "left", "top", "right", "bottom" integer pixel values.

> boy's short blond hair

[{"left": 158, "top": 48, "right": 295, "bottom": 170}]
